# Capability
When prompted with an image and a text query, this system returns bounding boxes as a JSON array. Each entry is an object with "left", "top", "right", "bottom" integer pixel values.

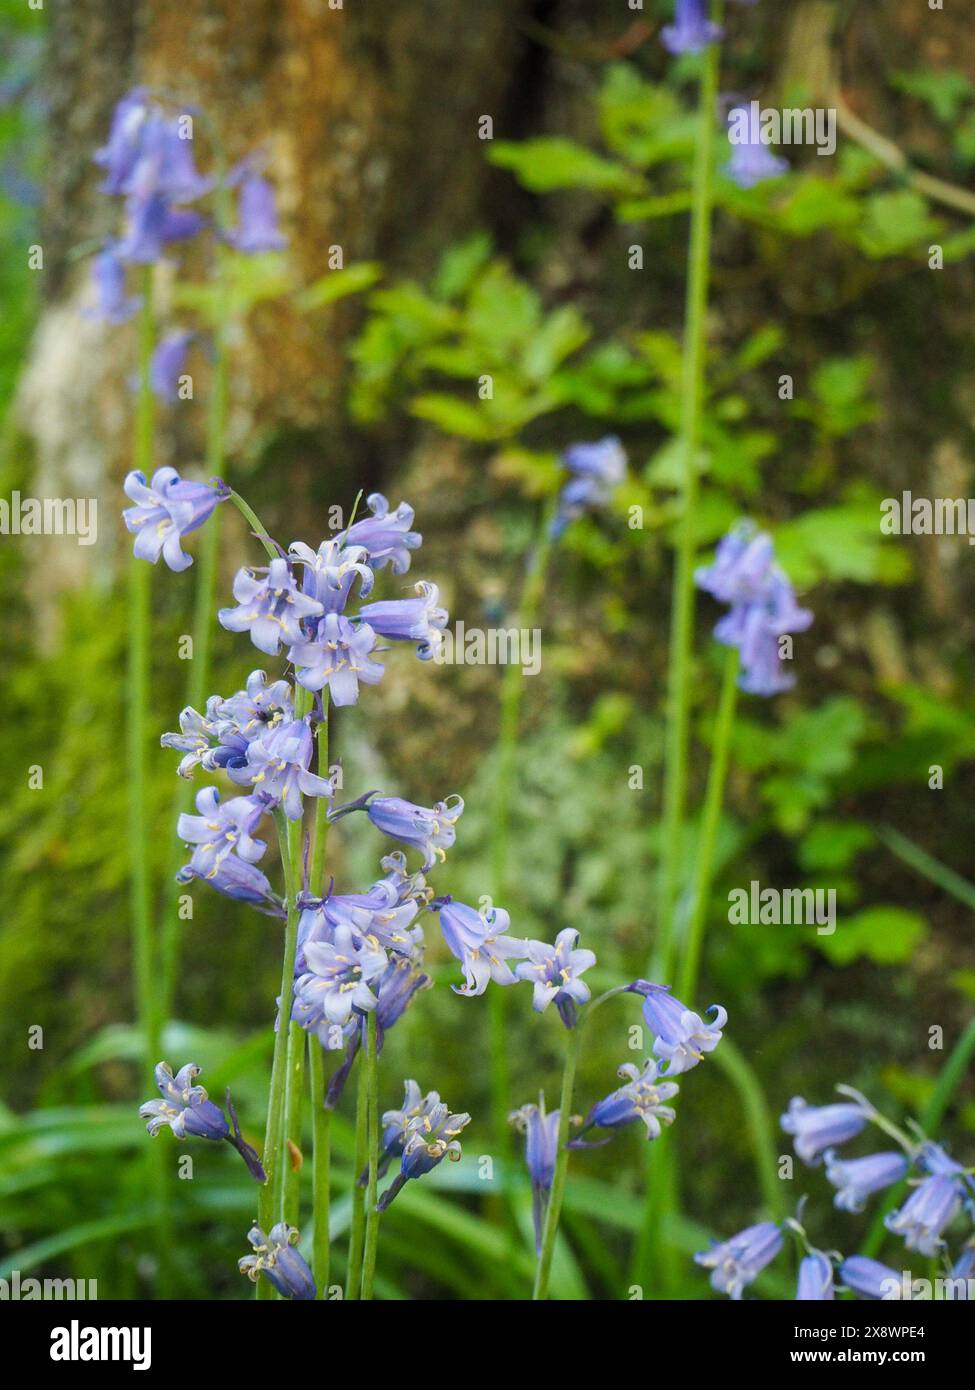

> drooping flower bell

[
  {"left": 165, "top": 670, "right": 296, "bottom": 779},
  {"left": 150, "top": 330, "right": 192, "bottom": 404},
  {"left": 322, "top": 957, "right": 432, "bottom": 1110},
  {"left": 661, "top": 0, "right": 723, "bottom": 56},
  {"left": 292, "top": 924, "right": 389, "bottom": 1030},
  {"left": 724, "top": 108, "right": 789, "bottom": 189},
  {"left": 123, "top": 466, "right": 229, "bottom": 571},
  {"left": 376, "top": 1099, "right": 471, "bottom": 1212},
  {"left": 550, "top": 436, "right": 627, "bottom": 540},
  {"left": 288, "top": 613, "right": 384, "bottom": 704},
  {"left": 139, "top": 1062, "right": 266, "bottom": 1180},
  {"left": 571, "top": 1059, "right": 679, "bottom": 1146},
  {"left": 228, "top": 173, "right": 286, "bottom": 253},
  {"left": 780, "top": 1095, "right": 870, "bottom": 1166},
  {"left": 839, "top": 1255, "right": 909, "bottom": 1301},
  {"left": 288, "top": 536, "right": 375, "bottom": 615},
  {"left": 365, "top": 1080, "right": 443, "bottom": 1184},
  {"left": 87, "top": 246, "right": 141, "bottom": 323},
  {"left": 238, "top": 1223, "right": 316, "bottom": 1300},
  {"left": 342, "top": 493, "right": 422, "bottom": 573},
  {"left": 824, "top": 1149, "right": 910, "bottom": 1213},
  {"left": 510, "top": 1094, "right": 561, "bottom": 1254},
  {"left": 227, "top": 717, "right": 333, "bottom": 821},
  {"left": 295, "top": 854, "right": 426, "bottom": 973},
  {"left": 796, "top": 1251, "right": 835, "bottom": 1301},
  {"left": 884, "top": 1173, "right": 963, "bottom": 1257},
  {"left": 364, "top": 794, "right": 464, "bottom": 871},
  {"left": 219, "top": 557, "right": 325, "bottom": 656},
  {"left": 627, "top": 981, "right": 726, "bottom": 1075},
  {"left": 176, "top": 786, "right": 268, "bottom": 879},
  {"left": 695, "top": 1221, "right": 783, "bottom": 1300},
  {"left": 515, "top": 928, "right": 596, "bottom": 1028},
  {"left": 357, "top": 579, "right": 449, "bottom": 661},
  {"left": 176, "top": 852, "right": 284, "bottom": 916},
  {"left": 695, "top": 521, "right": 812, "bottom": 696},
  {"left": 433, "top": 897, "right": 527, "bottom": 997}
]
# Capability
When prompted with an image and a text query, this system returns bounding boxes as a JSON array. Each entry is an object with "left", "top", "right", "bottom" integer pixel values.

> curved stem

[
  {"left": 229, "top": 490, "right": 278, "bottom": 561},
  {"left": 360, "top": 1011, "right": 381, "bottom": 1300},
  {"left": 653, "top": 6, "right": 722, "bottom": 985},
  {"left": 532, "top": 1023, "right": 581, "bottom": 1300}
]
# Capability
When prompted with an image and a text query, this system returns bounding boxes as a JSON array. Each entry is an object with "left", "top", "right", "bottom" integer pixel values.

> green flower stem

[
  {"left": 677, "top": 645, "right": 739, "bottom": 1003},
  {"left": 345, "top": 1054, "right": 369, "bottom": 1300},
  {"left": 862, "top": 1011, "right": 975, "bottom": 1259},
  {"left": 532, "top": 1022, "right": 581, "bottom": 1300},
  {"left": 654, "top": 5, "right": 722, "bottom": 985},
  {"left": 228, "top": 490, "right": 278, "bottom": 561},
  {"left": 488, "top": 501, "right": 556, "bottom": 1150},
  {"left": 308, "top": 703, "right": 332, "bottom": 1297},
  {"left": 257, "top": 806, "right": 302, "bottom": 1297},
  {"left": 308, "top": 1039, "right": 332, "bottom": 1298},
  {"left": 360, "top": 1010, "right": 381, "bottom": 1300},
  {"left": 128, "top": 269, "right": 158, "bottom": 1089}
]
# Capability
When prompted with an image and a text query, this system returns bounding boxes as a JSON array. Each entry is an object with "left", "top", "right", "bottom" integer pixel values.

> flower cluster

[
  {"left": 696, "top": 1085, "right": 974, "bottom": 1300},
  {"left": 90, "top": 89, "right": 286, "bottom": 402},
  {"left": 368, "top": 1081, "right": 472, "bottom": 1213},
  {"left": 695, "top": 521, "right": 812, "bottom": 696}
]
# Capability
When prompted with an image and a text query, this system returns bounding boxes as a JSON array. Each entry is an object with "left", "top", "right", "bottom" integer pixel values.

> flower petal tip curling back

[
  {"left": 123, "top": 467, "right": 229, "bottom": 571},
  {"left": 238, "top": 1223, "right": 316, "bottom": 1300},
  {"left": 514, "top": 927, "right": 596, "bottom": 1028},
  {"left": 139, "top": 1061, "right": 229, "bottom": 1142},
  {"left": 627, "top": 981, "right": 726, "bottom": 1074}
]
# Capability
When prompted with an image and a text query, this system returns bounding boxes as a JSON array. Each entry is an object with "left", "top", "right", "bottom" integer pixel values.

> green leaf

[
  {"left": 294, "top": 261, "right": 382, "bottom": 311},
  {"left": 488, "top": 137, "right": 642, "bottom": 195},
  {"left": 816, "top": 906, "right": 927, "bottom": 965},
  {"left": 799, "top": 820, "right": 876, "bottom": 873},
  {"left": 891, "top": 69, "right": 975, "bottom": 125},
  {"left": 856, "top": 190, "right": 939, "bottom": 259}
]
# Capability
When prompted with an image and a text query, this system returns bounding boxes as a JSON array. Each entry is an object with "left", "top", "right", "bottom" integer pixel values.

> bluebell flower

[
  {"left": 510, "top": 1094, "right": 561, "bottom": 1254},
  {"left": 176, "top": 852, "right": 284, "bottom": 916},
  {"left": 627, "top": 981, "right": 726, "bottom": 1075},
  {"left": 123, "top": 111, "right": 212, "bottom": 204},
  {"left": 228, "top": 173, "right": 286, "bottom": 253},
  {"left": 150, "top": 330, "right": 192, "bottom": 404},
  {"left": 295, "top": 854, "right": 426, "bottom": 972},
  {"left": 292, "top": 924, "right": 388, "bottom": 1029},
  {"left": 365, "top": 794, "right": 464, "bottom": 870},
  {"left": 289, "top": 613, "right": 384, "bottom": 704},
  {"left": 951, "top": 1242, "right": 974, "bottom": 1295},
  {"left": 824, "top": 1149, "right": 910, "bottom": 1213},
  {"left": 661, "top": 0, "right": 723, "bottom": 56},
  {"left": 116, "top": 191, "right": 205, "bottom": 263},
  {"left": 289, "top": 536, "right": 375, "bottom": 614},
  {"left": 695, "top": 522, "right": 812, "bottom": 696},
  {"left": 239, "top": 1223, "right": 316, "bottom": 1300},
  {"left": 227, "top": 717, "right": 333, "bottom": 821},
  {"left": 161, "top": 672, "right": 294, "bottom": 779},
  {"left": 884, "top": 1173, "right": 963, "bottom": 1257},
  {"left": 94, "top": 88, "right": 152, "bottom": 195},
  {"left": 514, "top": 927, "right": 596, "bottom": 1028},
  {"left": 342, "top": 493, "right": 422, "bottom": 573},
  {"left": 796, "top": 1251, "right": 835, "bottom": 1301},
  {"left": 176, "top": 786, "right": 268, "bottom": 878},
  {"left": 433, "top": 897, "right": 527, "bottom": 997},
  {"left": 571, "top": 1060, "right": 679, "bottom": 1145},
  {"left": 551, "top": 436, "right": 627, "bottom": 539},
  {"left": 695, "top": 1221, "right": 783, "bottom": 1299},
  {"left": 123, "top": 466, "right": 229, "bottom": 571},
  {"left": 358, "top": 580, "right": 448, "bottom": 661},
  {"left": 780, "top": 1096, "right": 870, "bottom": 1166},
  {"left": 217, "top": 670, "right": 296, "bottom": 737},
  {"left": 322, "top": 958, "right": 432, "bottom": 1110},
  {"left": 139, "top": 1062, "right": 229, "bottom": 1141},
  {"left": 376, "top": 1099, "right": 471, "bottom": 1212},
  {"left": 840, "top": 1256, "right": 909, "bottom": 1301},
  {"left": 368, "top": 1080, "right": 442, "bottom": 1182},
  {"left": 86, "top": 246, "right": 140, "bottom": 323},
  {"left": 160, "top": 697, "right": 224, "bottom": 777},
  {"left": 724, "top": 110, "right": 789, "bottom": 189},
  {"left": 219, "top": 557, "right": 325, "bottom": 656}
]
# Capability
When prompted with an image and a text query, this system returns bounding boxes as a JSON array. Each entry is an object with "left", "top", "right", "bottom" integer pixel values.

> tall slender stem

[
  {"left": 654, "top": 10, "right": 722, "bottom": 985},
  {"left": 281, "top": 686, "right": 313, "bottom": 1226},
  {"left": 308, "top": 710, "right": 332, "bottom": 1296},
  {"left": 360, "top": 1010, "right": 381, "bottom": 1300},
  {"left": 532, "top": 1023, "right": 581, "bottom": 1300},
  {"left": 677, "top": 645, "right": 739, "bottom": 1002},
  {"left": 129, "top": 268, "right": 158, "bottom": 1087},
  {"left": 488, "top": 503, "right": 555, "bottom": 1149},
  {"left": 345, "top": 1055, "right": 369, "bottom": 1300},
  {"left": 308, "top": 1039, "right": 331, "bottom": 1297}
]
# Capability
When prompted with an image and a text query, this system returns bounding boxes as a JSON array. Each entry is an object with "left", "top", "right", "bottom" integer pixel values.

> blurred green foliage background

[{"left": 2, "top": 1, "right": 975, "bottom": 1300}]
